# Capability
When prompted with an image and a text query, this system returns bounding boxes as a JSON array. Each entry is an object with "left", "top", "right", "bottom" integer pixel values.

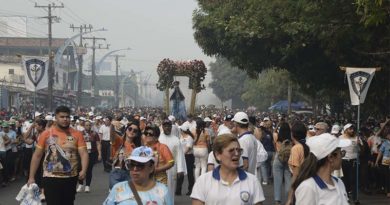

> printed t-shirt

[
  {"left": 103, "top": 181, "right": 172, "bottom": 205},
  {"left": 379, "top": 140, "right": 390, "bottom": 165},
  {"left": 36, "top": 127, "right": 86, "bottom": 178},
  {"left": 150, "top": 142, "right": 174, "bottom": 185},
  {"left": 83, "top": 130, "right": 100, "bottom": 153}
]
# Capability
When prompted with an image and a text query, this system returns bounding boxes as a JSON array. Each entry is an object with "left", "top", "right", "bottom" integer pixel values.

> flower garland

[{"left": 156, "top": 58, "right": 207, "bottom": 93}]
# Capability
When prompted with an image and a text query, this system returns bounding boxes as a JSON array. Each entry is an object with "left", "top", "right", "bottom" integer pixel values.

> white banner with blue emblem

[
  {"left": 346, "top": 67, "right": 376, "bottom": 105},
  {"left": 22, "top": 56, "right": 49, "bottom": 91}
]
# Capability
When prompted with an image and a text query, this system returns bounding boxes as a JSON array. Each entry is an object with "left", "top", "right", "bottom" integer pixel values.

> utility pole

[
  {"left": 70, "top": 24, "right": 92, "bottom": 108},
  {"left": 35, "top": 2, "right": 64, "bottom": 111},
  {"left": 111, "top": 54, "right": 125, "bottom": 108},
  {"left": 83, "top": 37, "right": 108, "bottom": 106}
]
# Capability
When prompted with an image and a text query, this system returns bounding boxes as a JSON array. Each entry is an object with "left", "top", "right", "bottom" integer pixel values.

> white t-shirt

[
  {"left": 191, "top": 166, "right": 265, "bottom": 205},
  {"left": 180, "top": 135, "right": 194, "bottom": 155},
  {"left": 368, "top": 135, "right": 382, "bottom": 154},
  {"left": 238, "top": 132, "right": 258, "bottom": 175},
  {"left": 99, "top": 124, "right": 111, "bottom": 141},
  {"left": 295, "top": 175, "right": 349, "bottom": 205},
  {"left": 217, "top": 124, "right": 231, "bottom": 136},
  {"left": 340, "top": 135, "right": 359, "bottom": 160},
  {"left": 182, "top": 121, "right": 197, "bottom": 131}
]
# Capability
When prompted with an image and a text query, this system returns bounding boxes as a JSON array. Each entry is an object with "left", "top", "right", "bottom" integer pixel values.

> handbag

[{"left": 128, "top": 180, "right": 143, "bottom": 205}]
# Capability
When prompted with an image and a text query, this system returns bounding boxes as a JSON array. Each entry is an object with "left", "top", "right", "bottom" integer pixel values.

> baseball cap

[
  {"left": 232, "top": 112, "right": 249, "bottom": 124},
  {"left": 128, "top": 146, "right": 155, "bottom": 163},
  {"left": 2, "top": 122, "right": 9, "bottom": 127},
  {"left": 168, "top": 115, "right": 176, "bottom": 122},
  {"left": 331, "top": 125, "right": 341, "bottom": 134},
  {"left": 34, "top": 111, "right": 43, "bottom": 118},
  {"left": 308, "top": 125, "right": 315, "bottom": 132},
  {"left": 223, "top": 114, "right": 233, "bottom": 121},
  {"left": 88, "top": 112, "right": 94, "bottom": 116},
  {"left": 263, "top": 117, "right": 270, "bottom": 121},
  {"left": 162, "top": 119, "right": 172, "bottom": 125},
  {"left": 179, "top": 124, "right": 190, "bottom": 131},
  {"left": 204, "top": 117, "right": 212, "bottom": 122},
  {"left": 140, "top": 116, "right": 146, "bottom": 121},
  {"left": 306, "top": 133, "right": 351, "bottom": 160},
  {"left": 45, "top": 115, "right": 53, "bottom": 121},
  {"left": 343, "top": 123, "right": 354, "bottom": 132}
]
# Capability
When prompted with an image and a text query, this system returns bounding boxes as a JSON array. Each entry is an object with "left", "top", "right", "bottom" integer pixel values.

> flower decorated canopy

[{"left": 156, "top": 58, "right": 207, "bottom": 93}]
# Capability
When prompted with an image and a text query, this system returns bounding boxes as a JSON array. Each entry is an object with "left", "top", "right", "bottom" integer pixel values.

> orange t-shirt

[
  {"left": 150, "top": 142, "right": 174, "bottom": 185},
  {"left": 288, "top": 143, "right": 304, "bottom": 169},
  {"left": 36, "top": 127, "right": 86, "bottom": 178}
]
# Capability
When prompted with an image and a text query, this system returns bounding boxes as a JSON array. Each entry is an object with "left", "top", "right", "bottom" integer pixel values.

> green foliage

[
  {"left": 208, "top": 57, "right": 247, "bottom": 102},
  {"left": 242, "top": 68, "right": 301, "bottom": 110},
  {"left": 193, "top": 0, "right": 390, "bottom": 113}
]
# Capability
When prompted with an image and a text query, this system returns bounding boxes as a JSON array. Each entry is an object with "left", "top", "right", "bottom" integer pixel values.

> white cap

[
  {"left": 34, "top": 111, "right": 43, "bottom": 118},
  {"left": 140, "top": 116, "right": 146, "bottom": 121},
  {"left": 168, "top": 115, "right": 175, "bottom": 122},
  {"left": 95, "top": 116, "right": 102, "bottom": 120},
  {"left": 343, "top": 123, "right": 354, "bottom": 132},
  {"left": 45, "top": 115, "right": 53, "bottom": 121},
  {"left": 232, "top": 112, "right": 249, "bottom": 124},
  {"left": 88, "top": 112, "right": 94, "bottom": 116},
  {"left": 128, "top": 146, "right": 155, "bottom": 163},
  {"left": 263, "top": 117, "right": 270, "bottom": 121},
  {"left": 204, "top": 117, "right": 212, "bottom": 122},
  {"left": 306, "top": 133, "right": 351, "bottom": 160},
  {"left": 179, "top": 124, "right": 190, "bottom": 132},
  {"left": 331, "top": 125, "right": 341, "bottom": 134},
  {"left": 79, "top": 117, "right": 86, "bottom": 121}
]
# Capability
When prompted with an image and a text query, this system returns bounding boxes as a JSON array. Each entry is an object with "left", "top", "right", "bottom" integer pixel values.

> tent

[{"left": 268, "top": 100, "right": 306, "bottom": 111}]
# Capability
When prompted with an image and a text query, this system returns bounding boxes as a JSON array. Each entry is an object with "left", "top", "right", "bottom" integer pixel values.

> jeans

[
  {"left": 79, "top": 152, "right": 98, "bottom": 186},
  {"left": 43, "top": 176, "right": 78, "bottom": 205},
  {"left": 260, "top": 151, "right": 274, "bottom": 183},
  {"left": 342, "top": 159, "right": 357, "bottom": 201},
  {"left": 272, "top": 154, "right": 291, "bottom": 203}
]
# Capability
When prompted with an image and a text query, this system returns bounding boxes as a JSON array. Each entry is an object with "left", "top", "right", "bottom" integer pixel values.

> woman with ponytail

[
  {"left": 285, "top": 121, "right": 310, "bottom": 204},
  {"left": 192, "top": 119, "right": 209, "bottom": 180},
  {"left": 292, "top": 133, "right": 351, "bottom": 205}
]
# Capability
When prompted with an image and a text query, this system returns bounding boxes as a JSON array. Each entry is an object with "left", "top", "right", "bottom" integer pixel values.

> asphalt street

[{"left": 0, "top": 163, "right": 389, "bottom": 205}]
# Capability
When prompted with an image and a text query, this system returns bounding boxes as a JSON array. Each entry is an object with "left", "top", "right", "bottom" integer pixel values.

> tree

[
  {"left": 193, "top": 0, "right": 390, "bottom": 114},
  {"left": 242, "top": 68, "right": 306, "bottom": 111},
  {"left": 209, "top": 57, "right": 247, "bottom": 108}
]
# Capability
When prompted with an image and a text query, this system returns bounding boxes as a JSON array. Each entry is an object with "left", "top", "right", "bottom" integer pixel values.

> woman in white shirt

[
  {"left": 293, "top": 133, "right": 351, "bottom": 205},
  {"left": 191, "top": 133, "right": 265, "bottom": 205},
  {"left": 176, "top": 124, "right": 195, "bottom": 196}
]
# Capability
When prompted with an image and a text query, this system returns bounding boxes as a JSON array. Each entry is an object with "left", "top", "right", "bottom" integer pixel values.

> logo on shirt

[
  {"left": 67, "top": 136, "right": 74, "bottom": 142},
  {"left": 240, "top": 191, "right": 250, "bottom": 203}
]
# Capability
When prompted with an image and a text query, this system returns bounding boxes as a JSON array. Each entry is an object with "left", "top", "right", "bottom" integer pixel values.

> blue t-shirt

[
  {"left": 103, "top": 181, "right": 173, "bottom": 205},
  {"left": 379, "top": 139, "right": 390, "bottom": 165}
]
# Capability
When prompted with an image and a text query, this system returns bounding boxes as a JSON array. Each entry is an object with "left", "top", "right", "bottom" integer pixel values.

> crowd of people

[{"left": 0, "top": 105, "right": 389, "bottom": 205}]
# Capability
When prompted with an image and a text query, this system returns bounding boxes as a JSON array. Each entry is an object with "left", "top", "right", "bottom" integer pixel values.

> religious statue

[{"left": 170, "top": 81, "right": 186, "bottom": 121}]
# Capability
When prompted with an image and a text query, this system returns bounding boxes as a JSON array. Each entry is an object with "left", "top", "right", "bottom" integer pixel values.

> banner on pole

[
  {"left": 22, "top": 56, "right": 49, "bottom": 91},
  {"left": 346, "top": 67, "right": 376, "bottom": 105}
]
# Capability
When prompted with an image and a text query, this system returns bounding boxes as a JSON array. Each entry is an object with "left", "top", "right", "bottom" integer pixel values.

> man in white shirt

[
  {"left": 159, "top": 119, "right": 186, "bottom": 204},
  {"left": 232, "top": 112, "right": 258, "bottom": 175},
  {"left": 181, "top": 114, "right": 197, "bottom": 131},
  {"left": 217, "top": 114, "right": 234, "bottom": 135},
  {"left": 99, "top": 116, "right": 112, "bottom": 172}
]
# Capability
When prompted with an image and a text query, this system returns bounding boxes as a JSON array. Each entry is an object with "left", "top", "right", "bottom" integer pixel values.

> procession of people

[{"left": 0, "top": 105, "right": 389, "bottom": 205}]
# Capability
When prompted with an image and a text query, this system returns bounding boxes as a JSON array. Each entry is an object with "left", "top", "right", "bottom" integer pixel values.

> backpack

[{"left": 278, "top": 139, "right": 292, "bottom": 164}]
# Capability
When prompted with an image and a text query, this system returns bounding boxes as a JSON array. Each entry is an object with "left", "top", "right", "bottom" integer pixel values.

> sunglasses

[
  {"left": 144, "top": 131, "right": 154, "bottom": 136},
  {"left": 227, "top": 147, "right": 243, "bottom": 155},
  {"left": 127, "top": 127, "right": 139, "bottom": 132},
  {"left": 127, "top": 161, "right": 149, "bottom": 170}
]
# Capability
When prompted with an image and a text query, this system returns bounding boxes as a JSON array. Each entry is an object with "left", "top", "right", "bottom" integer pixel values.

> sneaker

[
  {"left": 39, "top": 193, "right": 45, "bottom": 202},
  {"left": 76, "top": 184, "right": 84, "bottom": 192},
  {"left": 262, "top": 182, "right": 268, "bottom": 185},
  {"left": 85, "top": 186, "right": 90, "bottom": 193}
]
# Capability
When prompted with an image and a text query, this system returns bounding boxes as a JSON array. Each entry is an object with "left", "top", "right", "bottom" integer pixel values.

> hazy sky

[{"left": 1, "top": 0, "right": 221, "bottom": 106}]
